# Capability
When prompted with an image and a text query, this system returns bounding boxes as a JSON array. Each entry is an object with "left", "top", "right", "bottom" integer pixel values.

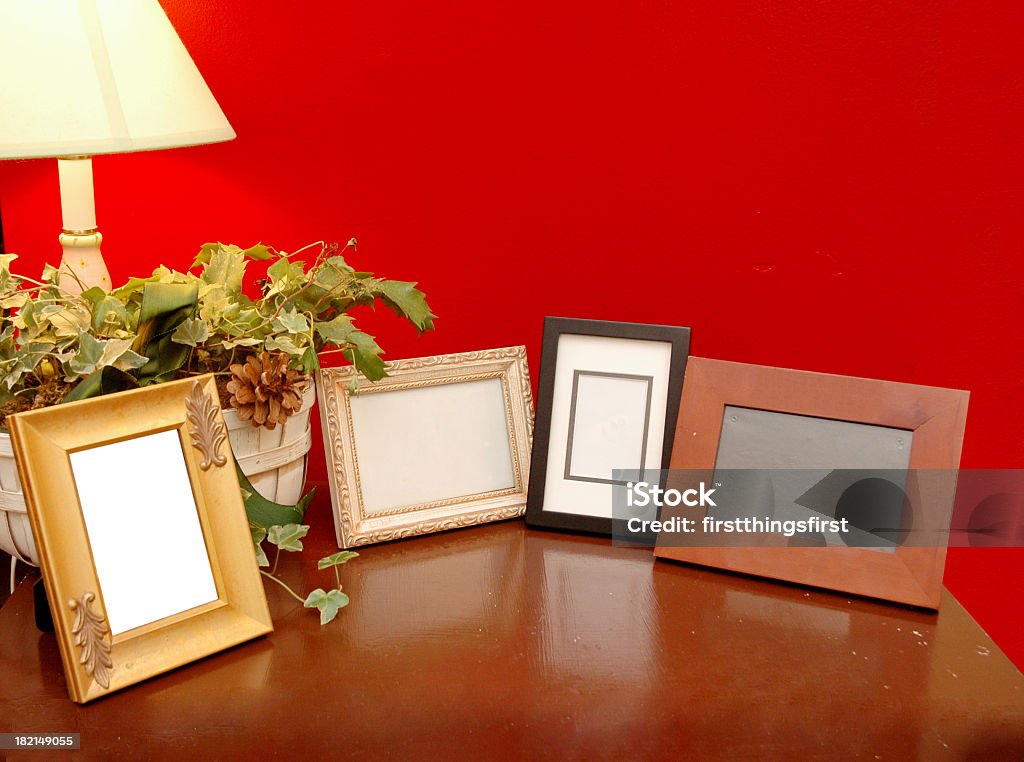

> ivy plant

[
  {"left": 0, "top": 241, "right": 435, "bottom": 625},
  {"left": 240, "top": 468, "right": 356, "bottom": 625},
  {"left": 123, "top": 239, "right": 435, "bottom": 381}
]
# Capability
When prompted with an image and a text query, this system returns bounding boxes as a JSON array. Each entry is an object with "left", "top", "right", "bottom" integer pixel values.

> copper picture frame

[
  {"left": 9, "top": 375, "right": 272, "bottom": 703},
  {"left": 653, "top": 358, "right": 969, "bottom": 609}
]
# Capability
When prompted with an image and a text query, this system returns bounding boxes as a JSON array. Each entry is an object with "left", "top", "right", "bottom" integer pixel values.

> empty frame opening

[
  {"left": 542, "top": 332, "right": 674, "bottom": 519},
  {"left": 712, "top": 406, "right": 914, "bottom": 549},
  {"left": 349, "top": 377, "right": 516, "bottom": 514},
  {"left": 70, "top": 429, "right": 218, "bottom": 636},
  {"left": 564, "top": 370, "right": 653, "bottom": 485}
]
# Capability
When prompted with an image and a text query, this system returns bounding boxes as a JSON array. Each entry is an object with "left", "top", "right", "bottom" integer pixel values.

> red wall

[{"left": 2, "top": 1, "right": 1022, "bottom": 667}]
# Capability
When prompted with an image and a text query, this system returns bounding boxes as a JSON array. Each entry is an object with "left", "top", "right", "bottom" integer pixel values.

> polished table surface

[{"left": 1, "top": 490, "right": 1022, "bottom": 760}]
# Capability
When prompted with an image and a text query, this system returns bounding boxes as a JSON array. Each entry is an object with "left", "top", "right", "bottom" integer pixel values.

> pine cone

[{"left": 226, "top": 351, "right": 308, "bottom": 430}]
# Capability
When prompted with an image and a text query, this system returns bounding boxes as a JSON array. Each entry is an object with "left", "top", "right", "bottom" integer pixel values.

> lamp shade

[{"left": 0, "top": 0, "right": 235, "bottom": 159}]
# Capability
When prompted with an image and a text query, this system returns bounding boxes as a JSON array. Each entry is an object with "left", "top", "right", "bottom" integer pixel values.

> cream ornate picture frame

[
  {"left": 318, "top": 347, "right": 534, "bottom": 548},
  {"left": 8, "top": 375, "right": 272, "bottom": 703}
]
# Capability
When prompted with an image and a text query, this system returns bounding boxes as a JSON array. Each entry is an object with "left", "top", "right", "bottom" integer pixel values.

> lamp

[{"left": 0, "top": 0, "right": 235, "bottom": 292}]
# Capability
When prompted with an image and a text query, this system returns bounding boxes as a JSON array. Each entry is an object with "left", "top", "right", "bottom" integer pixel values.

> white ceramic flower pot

[
  {"left": 222, "top": 382, "right": 316, "bottom": 506},
  {"left": 0, "top": 432, "right": 38, "bottom": 566},
  {"left": 0, "top": 382, "right": 317, "bottom": 569}
]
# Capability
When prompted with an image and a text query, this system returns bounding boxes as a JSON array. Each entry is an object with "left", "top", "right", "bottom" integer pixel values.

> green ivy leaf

[
  {"left": 266, "top": 523, "right": 309, "bottom": 552},
  {"left": 233, "top": 306, "right": 264, "bottom": 332},
  {"left": 191, "top": 242, "right": 222, "bottom": 268},
  {"left": 67, "top": 332, "right": 104, "bottom": 376},
  {"left": 48, "top": 304, "right": 91, "bottom": 340},
  {"left": 18, "top": 301, "right": 62, "bottom": 329},
  {"left": 375, "top": 280, "right": 436, "bottom": 333},
  {"left": 14, "top": 341, "right": 53, "bottom": 368},
  {"left": 303, "top": 588, "right": 350, "bottom": 625},
  {"left": 266, "top": 256, "right": 292, "bottom": 283},
  {"left": 273, "top": 308, "right": 310, "bottom": 335},
  {"left": 221, "top": 336, "right": 263, "bottom": 349},
  {"left": 243, "top": 243, "right": 274, "bottom": 261},
  {"left": 197, "top": 286, "right": 231, "bottom": 326},
  {"left": 250, "top": 527, "right": 269, "bottom": 567},
  {"left": 344, "top": 330, "right": 387, "bottom": 381},
  {"left": 89, "top": 296, "right": 129, "bottom": 334},
  {"left": 79, "top": 286, "right": 107, "bottom": 305},
  {"left": 237, "top": 463, "right": 312, "bottom": 529},
  {"left": 0, "top": 325, "right": 16, "bottom": 354},
  {"left": 66, "top": 334, "right": 147, "bottom": 378},
  {"left": 202, "top": 245, "right": 246, "bottom": 294},
  {"left": 113, "top": 349, "right": 149, "bottom": 371},
  {"left": 317, "top": 551, "right": 359, "bottom": 570},
  {"left": 100, "top": 337, "right": 147, "bottom": 371},
  {"left": 4, "top": 341, "right": 55, "bottom": 390},
  {"left": 265, "top": 335, "right": 306, "bottom": 357},
  {"left": 314, "top": 315, "right": 355, "bottom": 344},
  {"left": 199, "top": 243, "right": 245, "bottom": 290},
  {"left": 0, "top": 291, "right": 28, "bottom": 310},
  {"left": 313, "top": 256, "right": 355, "bottom": 291},
  {"left": 111, "top": 269, "right": 167, "bottom": 300},
  {"left": 298, "top": 346, "right": 319, "bottom": 375},
  {"left": 304, "top": 588, "right": 327, "bottom": 607},
  {"left": 266, "top": 256, "right": 306, "bottom": 294},
  {"left": 171, "top": 317, "right": 210, "bottom": 347},
  {"left": 40, "top": 263, "right": 60, "bottom": 284}
]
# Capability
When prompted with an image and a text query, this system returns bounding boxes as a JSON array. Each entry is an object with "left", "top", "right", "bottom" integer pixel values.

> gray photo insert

[
  {"left": 564, "top": 370, "right": 654, "bottom": 486},
  {"left": 713, "top": 406, "right": 914, "bottom": 550}
]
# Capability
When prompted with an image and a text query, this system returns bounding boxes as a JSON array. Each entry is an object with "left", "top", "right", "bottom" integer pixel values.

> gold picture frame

[
  {"left": 9, "top": 375, "right": 272, "bottom": 703},
  {"left": 318, "top": 347, "right": 534, "bottom": 548}
]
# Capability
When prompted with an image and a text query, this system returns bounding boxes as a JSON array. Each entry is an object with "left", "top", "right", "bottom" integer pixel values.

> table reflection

[
  {"left": 537, "top": 547, "right": 659, "bottom": 683},
  {"left": 347, "top": 527, "right": 526, "bottom": 647}
]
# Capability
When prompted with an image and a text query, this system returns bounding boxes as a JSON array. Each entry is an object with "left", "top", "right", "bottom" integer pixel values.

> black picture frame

[{"left": 525, "top": 317, "right": 691, "bottom": 536}]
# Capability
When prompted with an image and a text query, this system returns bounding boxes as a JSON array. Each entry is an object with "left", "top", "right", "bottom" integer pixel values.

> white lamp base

[
  {"left": 59, "top": 231, "right": 109, "bottom": 292},
  {"left": 56, "top": 157, "right": 111, "bottom": 293}
]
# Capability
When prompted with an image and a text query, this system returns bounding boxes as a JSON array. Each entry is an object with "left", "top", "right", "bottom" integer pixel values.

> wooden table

[{"left": 1, "top": 490, "right": 1022, "bottom": 760}]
